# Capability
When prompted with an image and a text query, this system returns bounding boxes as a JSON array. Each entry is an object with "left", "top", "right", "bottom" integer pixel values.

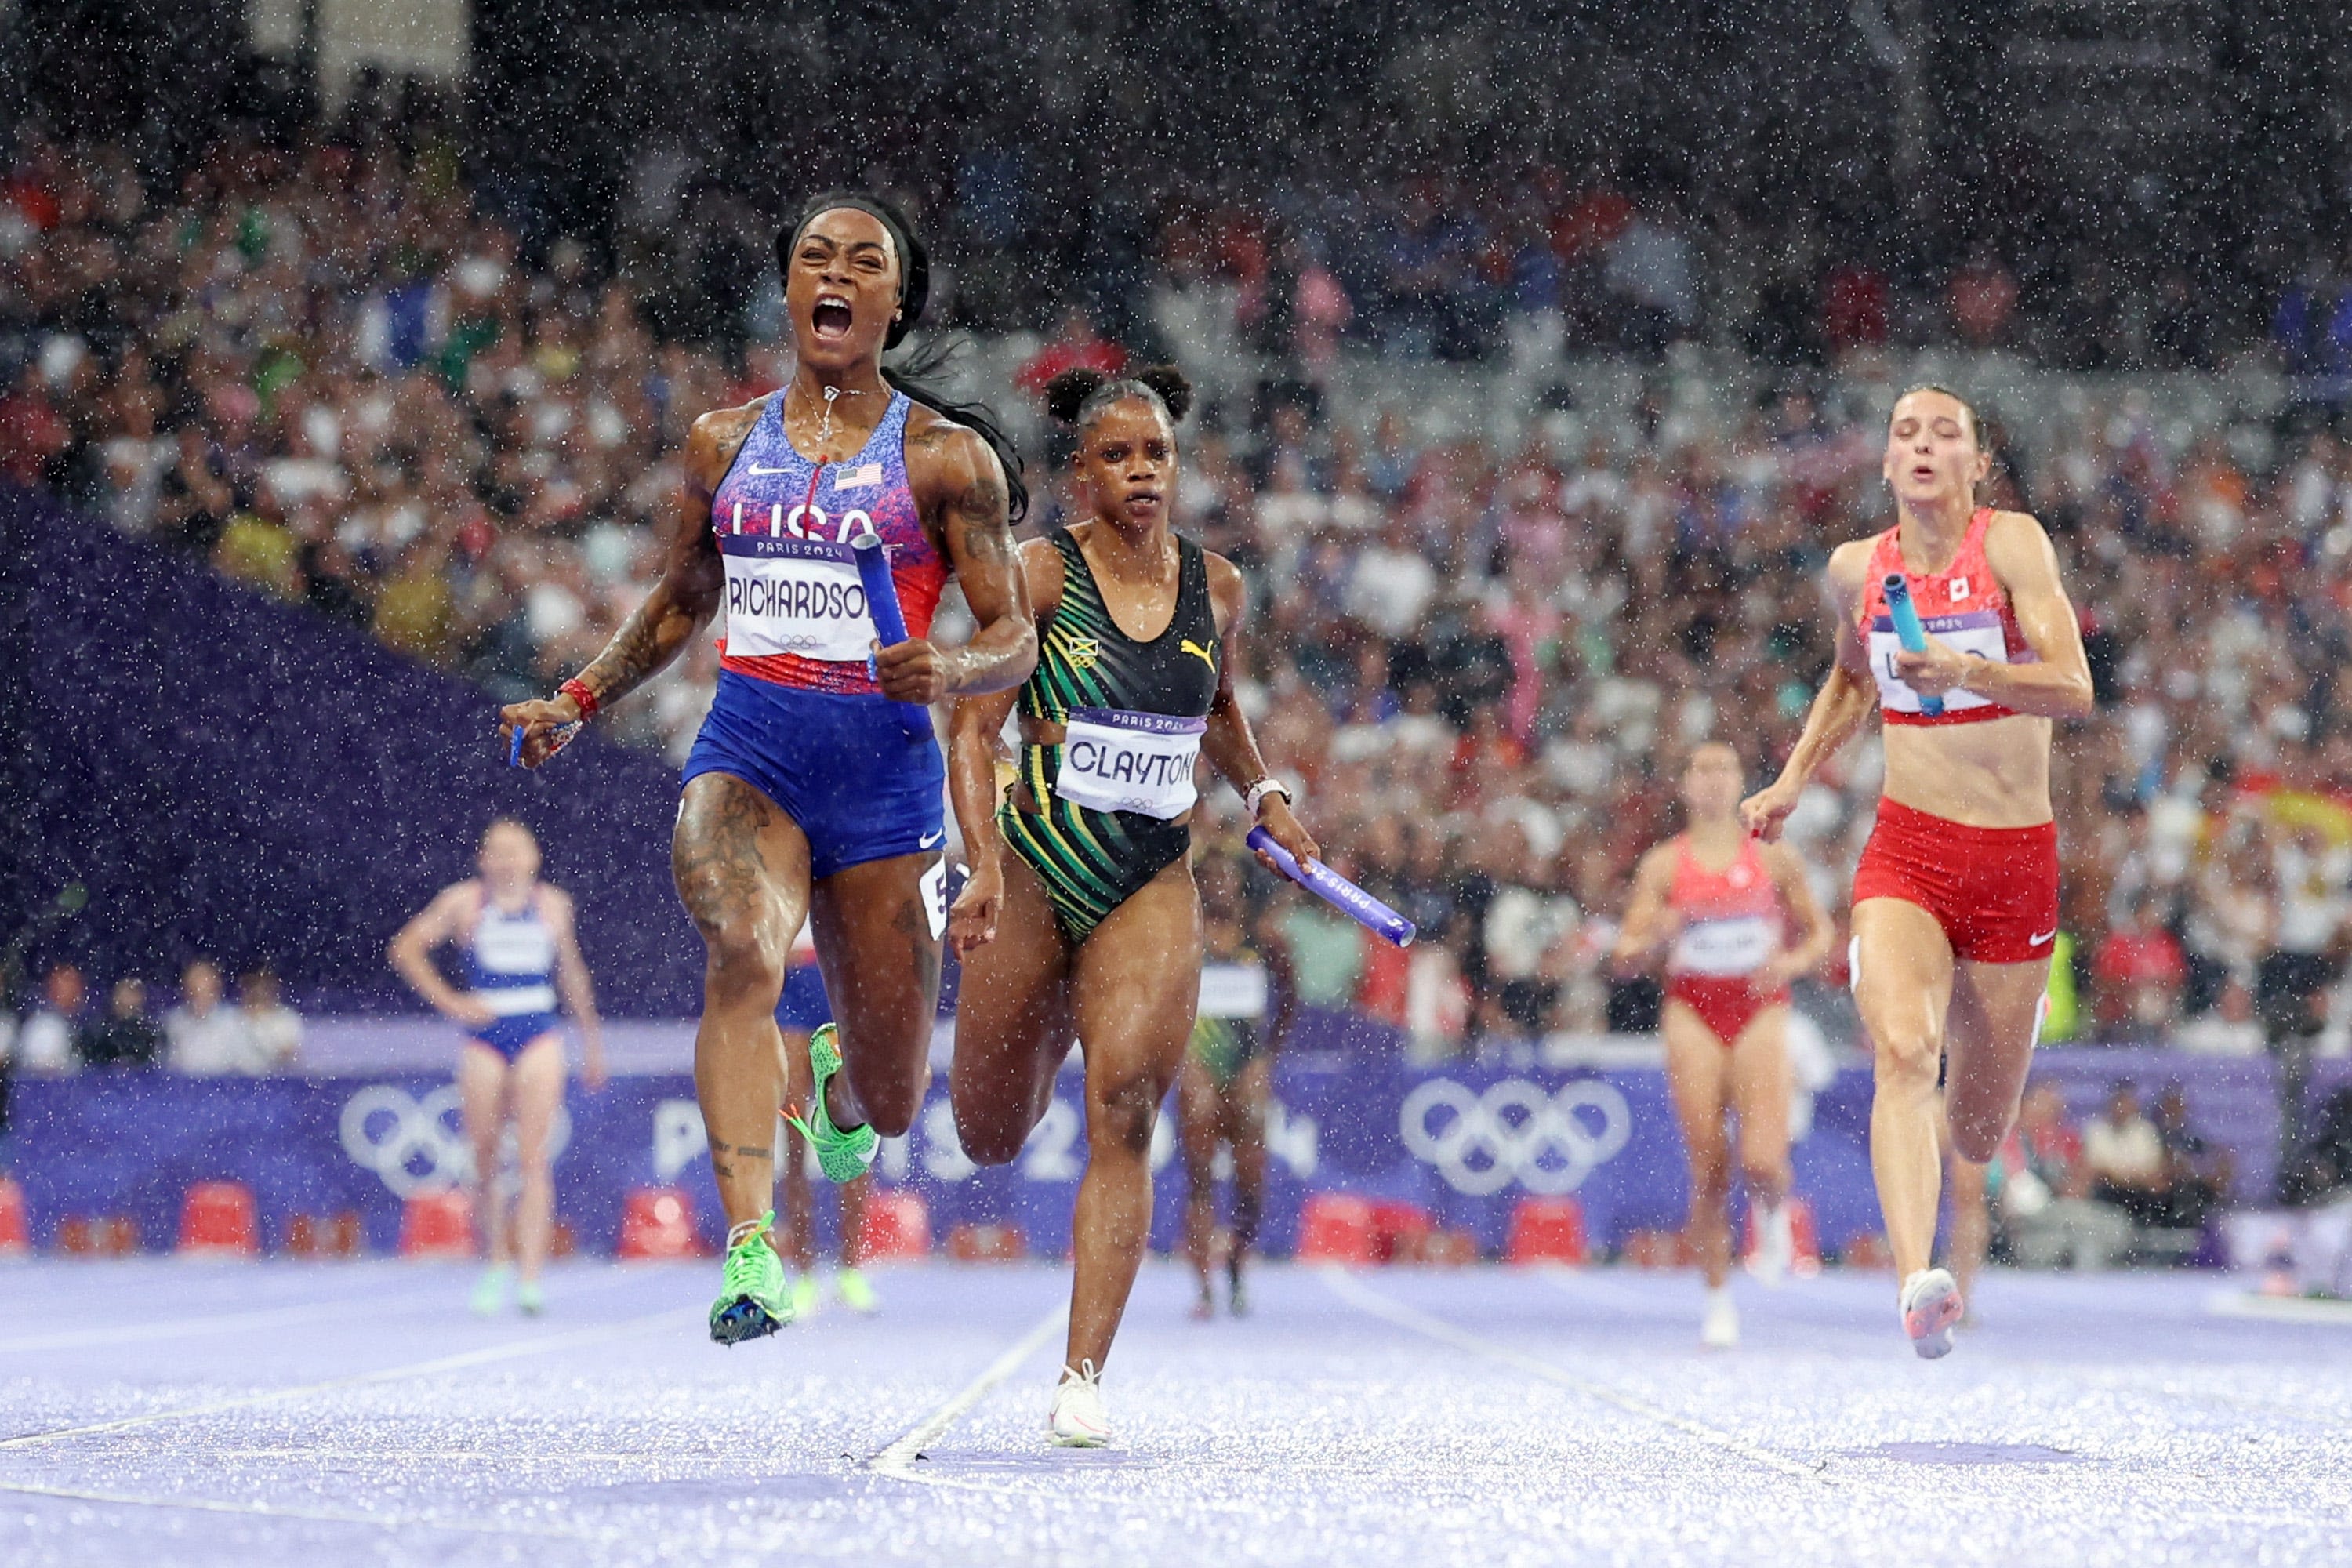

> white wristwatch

[{"left": 1245, "top": 778, "right": 1293, "bottom": 819}]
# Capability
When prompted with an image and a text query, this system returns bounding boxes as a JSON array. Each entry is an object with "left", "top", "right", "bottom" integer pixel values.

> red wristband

[{"left": 558, "top": 677, "right": 601, "bottom": 720}]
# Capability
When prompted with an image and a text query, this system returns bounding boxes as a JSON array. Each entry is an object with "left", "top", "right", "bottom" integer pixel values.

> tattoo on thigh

[
  {"left": 674, "top": 782, "right": 774, "bottom": 929},
  {"left": 894, "top": 895, "right": 940, "bottom": 1003}
]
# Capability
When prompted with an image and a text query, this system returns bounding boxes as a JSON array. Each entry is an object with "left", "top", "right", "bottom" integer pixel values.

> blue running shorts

[{"left": 682, "top": 671, "right": 946, "bottom": 880}]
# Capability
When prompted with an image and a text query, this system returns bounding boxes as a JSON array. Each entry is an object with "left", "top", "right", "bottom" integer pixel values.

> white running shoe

[
  {"left": 1047, "top": 1361, "right": 1111, "bottom": 1448},
  {"left": 1700, "top": 1287, "right": 1739, "bottom": 1349},
  {"left": 1900, "top": 1268, "right": 1964, "bottom": 1359},
  {"left": 1749, "top": 1202, "right": 1794, "bottom": 1288}
]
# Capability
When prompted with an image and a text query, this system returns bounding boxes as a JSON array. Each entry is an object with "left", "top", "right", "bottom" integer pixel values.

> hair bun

[
  {"left": 1135, "top": 364, "right": 1194, "bottom": 423},
  {"left": 1044, "top": 368, "right": 1107, "bottom": 426}
]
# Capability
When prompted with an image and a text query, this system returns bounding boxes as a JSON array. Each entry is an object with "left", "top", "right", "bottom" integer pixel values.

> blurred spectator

[
  {"left": 2258, "top": 824, "right": 2347, "bottom": 1185},
  {"left": 2084, "top": 1082, "right": 2170, "bottom": 1225},
  {"left": 1994, "top": 1083, "right": 2135, "bottom": 1269},
  {"left": 16, "top": 964, "right": 88, "bottom": 1076},
  {"left": 164, "top": 960, "right": 256, "bottom": 1076},
  {"left": 2151, "top": 1083, "right": 2232, "bottom": 1230},
  {"left": 81, "top": 978, "right": 163, "bottom": 1070},
  {"left": 2280, "top": 1087, "right": 2352, "bottom": 1208},
  {"left": 236, "top": 970, "right": 303, "bottom": 1073},
  {"left": 1014, "top": 308, "right": 1127, "bottom": 398},
  {"left": 2092, "top": 895, "right": 2187, "bottom": 1035}
]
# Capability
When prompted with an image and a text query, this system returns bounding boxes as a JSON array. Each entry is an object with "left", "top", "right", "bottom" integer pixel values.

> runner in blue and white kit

[
  {"left": 390, "top": 819, "right": 605, "bottom": 1316},
  {"left": 501, "top": 194, "right": 1036, "bottom": 1344}
]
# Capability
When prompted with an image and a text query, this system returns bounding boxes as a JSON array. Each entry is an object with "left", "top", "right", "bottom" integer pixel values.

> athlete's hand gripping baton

[
  {"left": 1247, "top": 826, "right": 1417, "bottom": 949},
  {"left": 1882, "top": 574, "right": 1943, "bottom": 717},
  {"left": 852, "top": 529, "right": 935, "bottom": 742}
]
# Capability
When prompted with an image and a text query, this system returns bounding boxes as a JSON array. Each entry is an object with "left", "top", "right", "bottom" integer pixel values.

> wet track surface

[{"left": 1, "top": 1259, "right": 2346, "bottom": 1566}]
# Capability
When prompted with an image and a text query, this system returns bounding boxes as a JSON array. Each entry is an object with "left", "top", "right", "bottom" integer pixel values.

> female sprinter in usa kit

[{"left": 502, "top": 194, "right": 1036, "bottom": 1344}]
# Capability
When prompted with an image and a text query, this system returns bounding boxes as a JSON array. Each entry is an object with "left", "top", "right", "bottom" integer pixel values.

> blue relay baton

[
  {"left": 1882, "top": 574, "right": 1943, "bottom": 717},
  {"left": 508, "top": 718, "right": 579, "bottom": 768},
  {"left": 1248, "top": 826, "right": 1417, "bottom": 949},
  {"left": 852, "top": 529, "right": 934, "bottom": 742}
]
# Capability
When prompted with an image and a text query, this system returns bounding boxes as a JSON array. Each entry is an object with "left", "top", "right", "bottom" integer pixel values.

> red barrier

[
  {"left": 857, "top": 1188, "right": 931, "bottom": 1261},
  {"left": 1295, "top": 1194, "right": 1378, "bottom": 1264},
  {"left": 399, "top": 1190, "right": 474, "bottom": 1258},
  {"left": 0, "top": 1177, "right": 27, "bottom": 1258},
  {"left": 1370, "top": 1199, "right": 1435, "bottom": 1263},
  {"left": 616, "top": 1188, "right": 706, "bottom": 1260},
  {"left": 1505, "top": 1196, "right": 1589, "bottom": 1265},
  {"left": 1744, "top": 1196, "right": 1822, "bottom": 1277},
  {"left": 178, "top": 1181, "right": 260, "bottom": 1258}
]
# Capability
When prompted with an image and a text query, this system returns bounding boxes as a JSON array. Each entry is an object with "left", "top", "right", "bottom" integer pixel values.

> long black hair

[{"left": 780, "top": 191, "right": 1029, "bottom": 521}]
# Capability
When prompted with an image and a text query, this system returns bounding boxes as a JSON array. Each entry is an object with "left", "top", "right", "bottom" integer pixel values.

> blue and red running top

[{"left": 708, "top": 389, "right": 946, "bottom": 697}]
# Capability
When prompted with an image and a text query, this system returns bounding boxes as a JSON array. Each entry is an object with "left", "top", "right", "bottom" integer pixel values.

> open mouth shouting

[{"left": 811, "top": 292, "right": 855, "bottom": 343}]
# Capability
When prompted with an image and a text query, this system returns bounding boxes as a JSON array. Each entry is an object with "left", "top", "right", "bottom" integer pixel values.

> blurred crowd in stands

[
  {"left": 11, "top": 126, "right": 2352, "bottom": 1096},
  {"left": 0, "top": 961, "right": 301, "bottom": 1077}
]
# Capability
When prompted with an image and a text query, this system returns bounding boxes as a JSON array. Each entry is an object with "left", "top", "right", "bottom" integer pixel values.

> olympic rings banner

[
  {"left": 0, "top": 1061, "right": 1889, "bottom": 1261},
  {"left": 0, "top": 1046, "right": 2288, "bottom": 1260}
]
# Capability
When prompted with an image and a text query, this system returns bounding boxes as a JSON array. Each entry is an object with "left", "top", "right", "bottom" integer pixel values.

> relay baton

[
  {"left": 851, "top": 529, "right": 935, "bottom": 741},
  {"left": 1247, "top": 826, "right": 1416, "bottom": 949},
  {"left": 1882, "top": 574, "right": 1942, "bottom": 717},
  {"left": 508, "top": 719, "right": 578, "bottom": 768}
]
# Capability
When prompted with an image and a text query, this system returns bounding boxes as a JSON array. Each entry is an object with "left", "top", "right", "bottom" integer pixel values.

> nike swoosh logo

[
  {"left": 918, "top": 830, "right": 945, "bottom": 850},
  {"left": 1178, "top": 639, "right": 1217, "bottom": 669},
  {"left": 747, "top": 464, "right": 794, "bottom": 476},
  {"left": 2031, "top": 928, "right": 2057, "bottom": 947}
]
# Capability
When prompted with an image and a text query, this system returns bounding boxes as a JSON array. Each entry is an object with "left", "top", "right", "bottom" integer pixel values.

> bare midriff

[{"left": 1881, "top": 712, "right": 2054, "bottom": 829}]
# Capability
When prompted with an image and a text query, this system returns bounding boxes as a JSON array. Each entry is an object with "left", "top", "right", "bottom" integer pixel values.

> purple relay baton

[
  {"left": 851, "top": 529, "right": 934, "bottom": 742},
  {"left": 1247, "top": 826, "right": 1417, "bottom": 949}
]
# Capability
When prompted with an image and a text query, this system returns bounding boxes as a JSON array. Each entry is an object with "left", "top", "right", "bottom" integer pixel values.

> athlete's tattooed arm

[
  {"left": 498, "top": 405, "right": 750, "bottom": 765},
  {"left": 946, "top": 539, "right": 1064, "bottom": 953},
  {"left": 1198, "top": 552, "right": 1320, "bottom": 875},
  {"left": 900, "top": 413, "right": 1036, "bottom": 702}
]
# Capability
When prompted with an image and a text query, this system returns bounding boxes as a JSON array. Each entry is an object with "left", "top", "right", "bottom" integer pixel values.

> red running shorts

[
  {"left": 1852, "top": 798, "right": 2060, "bottom": 965},
  {"left": 1664, "top": 975, "right": 1791, "bottom": 1047}
]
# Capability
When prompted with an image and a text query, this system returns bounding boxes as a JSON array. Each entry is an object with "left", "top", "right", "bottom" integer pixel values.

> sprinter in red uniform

[
  {"left": 1743, "top": 387, "right": 2094, "bottom": 1358},
  {"left": 1617, "top": 743, "right": 1831, "bottom": 1348}
]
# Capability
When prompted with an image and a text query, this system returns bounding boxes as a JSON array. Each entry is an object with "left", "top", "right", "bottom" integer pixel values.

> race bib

[
  {"left": 1867, "top": 612, "right": 2009, "bottom": 715},
  {"left": 1671, "top": 914, "right": 1777, "bottom": 978},
  {"left": 1054, "top": 708, "right": 1206, "bottom": 819},
  {"left": 720, "top": 537, "right": 873, "bottom": 662}
]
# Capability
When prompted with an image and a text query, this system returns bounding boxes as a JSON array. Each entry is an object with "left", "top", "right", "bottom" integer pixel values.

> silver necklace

[{"left": 795, "top": 381, "right": 869, "bottom": 450}]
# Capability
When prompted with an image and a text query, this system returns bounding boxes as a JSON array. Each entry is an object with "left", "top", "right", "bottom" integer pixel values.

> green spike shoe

[
  {"left": 834, "top": 1265, "right": 879, "bottom": 1315},
  {"left": 782, "top": 1023, "right": 879, "bottom": 1184},
  {"left": 708, "top": 1211, "right": 791, "bottom": 1345},
  {"left": 789, "top": 1272, "right": 820, "bottom": 1323}
]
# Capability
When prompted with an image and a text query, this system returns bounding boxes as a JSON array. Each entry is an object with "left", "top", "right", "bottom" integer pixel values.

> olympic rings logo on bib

[
  {"left": 339, "top": 1083, "right": 572, "bottom": 1196},
  {"left": 1399, "top": 1077, "right": 1632, "bottom": 1196}
]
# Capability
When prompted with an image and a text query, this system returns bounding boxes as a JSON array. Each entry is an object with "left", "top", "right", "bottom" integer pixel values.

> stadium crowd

[{"left": 6, "top": 126, "right": 2352, "bottom": 1086}]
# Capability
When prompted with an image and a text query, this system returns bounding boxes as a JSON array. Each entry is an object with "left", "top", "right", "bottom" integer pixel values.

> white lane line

[
  {"left": 866, "top": 1302, "right": 1069, "bottom": 1490},
  {"left": 1320, "top": 1267, "right": 1827, "bottom": 1483},
  {"left": 0, "top": 1306, "right": 695, "bottom": 1450}
]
